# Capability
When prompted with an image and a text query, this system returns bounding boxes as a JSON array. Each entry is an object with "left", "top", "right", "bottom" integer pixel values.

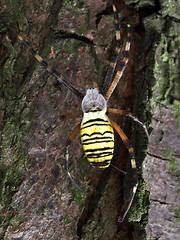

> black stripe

[
  {"left": 21, "top": 39, "right": 30, "bottom": 48},
  {"left": 127, "top": 36, "right": 131, "bottom": 42},
  {"left": 111, "top": 51, "right": 120, "bottom": 62},
  {"left": 132, "top": 169, "right": 138, "bottom": 184},
  {"left": 127, "top": 26, "right": 132, "bottom": 33},
  {"left": 90, "top": 160, "right": 110, "bottom": 167},
  {"left": 41, "top": 60, "right": 48, "bottom": 68},
  {"left": 81, "top": 131, "right": 113, "bottom": 138},
  {"left": 114, "top": 13, "right": 119, "bottom": 21},
  {"left": 87, "top": 152, "right": 113, "bottom": 159},
  {"left": 115, "top": 24, "right": 119, "bottom": 31},
  {"left": 116, "top": 39, "right": 121, "bottom": 47},
  {"left": 129, "top": 152, "right": 135, "bottom": 159},
  {"left": 29, "top": 47, "right": 37, "bottom": 55},
  {"left": 87, "top": 152, "right": 113, "bottom": 158},
  {"left": 84, "top": 147, "right": 114, "bottom": 153},
  {"left": 120, "top": 61, "right": 127, "bottom": 69},
  {"left": 81, "top": 123, "right": 111, "bottom": 130},
  {"left": 82, "top": 136, "right": 112, "bottom": 143},
  {"left": 86, "top": 152, "right": 113, "bottom": 158},
  {"left": 82, "top": 118, "right": 109, "bottom": 125},
  {"left": 89, "top": 109, "right": 102, "bottom": 112},
  {"left": 124, "top": 51, "right": 129, "bottom": 58},
  {"left": 83, "top": 139, "right": 114, "bottom": 145}
]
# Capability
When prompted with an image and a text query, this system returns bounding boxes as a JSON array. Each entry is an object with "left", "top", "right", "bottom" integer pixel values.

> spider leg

[
  {"left": 65, "top": 123, "right": 82, "bottom": 191},
  {"left": 109, "top": 118, "right": 138, "bottom": 222},
  {"left": 110, "top": 163, "right": 126, "bottom": 175},
  {"left": 60, "top": 111, "right": 83, "bottom": 120},
  {"left": 102, "top": 4, "right": 121, "bottom": 95},
  {"left": 8, "top": 27, "right": 84, "bottom": 99},
  {"left": 107, "top": 108, "right": 149, "bottom": 138},
  {"left": 104, "top": 24, "right": 132, "bottom": 101}
]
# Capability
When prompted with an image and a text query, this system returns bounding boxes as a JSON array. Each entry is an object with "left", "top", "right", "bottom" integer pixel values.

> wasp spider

[{"left": 8, "top": 4, "right": 149, "bottom": 222}]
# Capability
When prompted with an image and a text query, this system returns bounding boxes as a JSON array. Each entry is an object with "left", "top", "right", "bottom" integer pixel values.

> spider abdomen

[{"left": 80, "top": 111, "right": 114, "bottom": 168}]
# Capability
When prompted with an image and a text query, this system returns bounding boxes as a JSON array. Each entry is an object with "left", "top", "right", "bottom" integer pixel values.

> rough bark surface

[{"left": 0, "top": 0, "right": 179, "bottom": 240}]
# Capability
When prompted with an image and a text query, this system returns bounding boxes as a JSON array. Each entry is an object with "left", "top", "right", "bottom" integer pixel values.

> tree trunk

[{"left": 0, "top": 0, "right": 179, "bottom": 239}]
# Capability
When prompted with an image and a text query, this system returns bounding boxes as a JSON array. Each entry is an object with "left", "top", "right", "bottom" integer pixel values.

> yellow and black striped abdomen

[{"left": 80, "top": 111, "right": 114, "bottom": 168}]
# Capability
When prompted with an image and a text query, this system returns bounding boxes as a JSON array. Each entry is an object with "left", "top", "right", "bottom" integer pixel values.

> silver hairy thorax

[{"left": 82, "top": 87, "right": 107, "bottom": 113}]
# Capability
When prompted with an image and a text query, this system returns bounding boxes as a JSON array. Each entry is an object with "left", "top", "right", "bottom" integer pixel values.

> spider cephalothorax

[{"left": 82, "top": 87, "right": 107, "bottom": 112}]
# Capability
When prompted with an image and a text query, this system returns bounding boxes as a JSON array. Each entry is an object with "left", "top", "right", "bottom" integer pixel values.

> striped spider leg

[
  {"left": 65, "top": 122, "right": 82, "bottom": 191},
  {"left": 7, "top": 27, "right": 84, "bottom": 99},
  {"left": 109, "top": 118, "right": 138, "bottom": 222},
  {"left": 101, "top": 4, "right": 122, "bottom": 95}
]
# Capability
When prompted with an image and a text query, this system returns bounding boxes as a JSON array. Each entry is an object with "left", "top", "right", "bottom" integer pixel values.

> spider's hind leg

[
  {"left": 59, "top": 111, "right": 82, "bottom": 190},
  {"left": 109, "top": 118, "right": 138, "bottom": 222},
  {"left": 65, "top": 123, "right": 82, "bottom": 191},
  {"left": 107, "top": 107, "right": 149, "bottom": 138}
]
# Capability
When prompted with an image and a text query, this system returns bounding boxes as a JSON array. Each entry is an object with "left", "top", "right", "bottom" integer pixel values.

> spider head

[{"left": 82, "top": 87, "right": 107, "bottom": 113}]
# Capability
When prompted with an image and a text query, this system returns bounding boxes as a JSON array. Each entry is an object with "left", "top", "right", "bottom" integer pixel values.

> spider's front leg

[
  {"left": 104, "top": 23, "right": 132, "bottom": 101},
  {"left": 59, "top": 111, "right": 82, "bottom": 121},
  {"left": 102, "top": 4, "right": 121, "bottom": 95}
]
